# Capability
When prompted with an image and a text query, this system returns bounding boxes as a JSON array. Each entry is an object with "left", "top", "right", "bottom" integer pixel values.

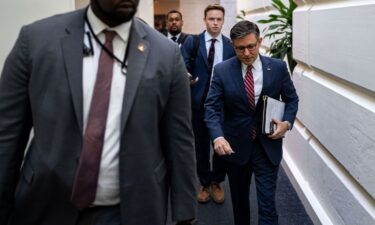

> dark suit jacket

[
  {"left": 0, "top": 9, "right": 197, "bottom": 225},
  {"left": 176, "top": 32, "right": 189, "bottom": 46},
  {"left": 205, "top": 55, "right": 299, "bottom": 166},
  {"left": 181, "top": 31, "right": 236, "bottom": 111}
]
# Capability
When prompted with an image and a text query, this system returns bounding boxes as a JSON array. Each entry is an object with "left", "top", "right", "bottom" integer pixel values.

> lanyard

[{"left": 84, "top": 9, "right": 132, "bottom": 75}]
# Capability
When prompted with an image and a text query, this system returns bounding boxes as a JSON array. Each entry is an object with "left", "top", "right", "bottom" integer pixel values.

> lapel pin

[
  {"left": 138, "top": 43, "right": 146, "bottom": 52},
  {"left": 267, "top": 67, "right": 271, "bottom": 70}
]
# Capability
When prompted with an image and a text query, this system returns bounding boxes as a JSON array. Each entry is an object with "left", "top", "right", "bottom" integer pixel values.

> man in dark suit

[
  {"left": 205, "top": 21, "right": 299, "bottom": 225},
  {"left": 182, "top": 4, "right": 235, "bottom": 204},
  {"left": 0, "top": 0, "right": 197, "bottom": 225},
  {"left": 164, "top": 10, "right": 189, "bottom": 47}
]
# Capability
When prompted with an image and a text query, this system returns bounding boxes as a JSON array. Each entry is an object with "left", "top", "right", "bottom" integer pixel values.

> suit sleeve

[
  {"left": 204, "top": 67, "right": 225, "bottom": 140},
  {"left": 0, "top": 26, "right": 33, "bottom": 223},
  {"left": 161, "top": 44, "right": 197, "bottom": 221},
  {"left": 181, "top": 35, "right": 193, "bottom": 73},
  {"left": 280, "top": 61, "right": 299, "bottom": 128}
]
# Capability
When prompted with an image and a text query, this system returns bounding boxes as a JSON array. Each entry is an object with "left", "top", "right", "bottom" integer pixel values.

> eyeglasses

[{"left": 234, "top": 41, "right": 259, "bottom": 53}]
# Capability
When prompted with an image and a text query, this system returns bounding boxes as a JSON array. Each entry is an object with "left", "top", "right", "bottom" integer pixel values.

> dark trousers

[
  {"left": 192, "top": 111, "right": 226, "bottom": 186},
  {"left": 225, "top": 139, "right": 279, "bottom": 225},
  {"left": 76, "top": 205, "right": 121, "bottom": 225}
]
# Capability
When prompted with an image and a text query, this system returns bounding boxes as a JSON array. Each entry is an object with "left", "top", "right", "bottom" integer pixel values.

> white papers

[{"left": 262, "top": 96, "right": 285, "bottom": 134}]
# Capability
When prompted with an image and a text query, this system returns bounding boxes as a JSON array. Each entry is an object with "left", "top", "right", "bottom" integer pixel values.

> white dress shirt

[
  {"left": 167, "top": 32, "right": 181, "bottom": 42},
  {"left": 82, "top": 7, "right": 131, "bottom": 205},
  {"left": 204, "top": 31, "right": 223, "bottom": 67}
]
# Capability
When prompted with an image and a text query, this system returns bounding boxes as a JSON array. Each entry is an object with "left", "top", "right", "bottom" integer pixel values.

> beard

[
  {"left": 93, "top": 0, "right": 139, "bottom": 26},
  {"left": 169, "top": 28, "right": 181, "bottom": 36}
]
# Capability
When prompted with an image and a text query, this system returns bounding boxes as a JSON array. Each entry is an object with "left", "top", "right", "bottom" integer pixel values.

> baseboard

[{"left": 281, "top": 148, "right": 334, "bottom": 225}]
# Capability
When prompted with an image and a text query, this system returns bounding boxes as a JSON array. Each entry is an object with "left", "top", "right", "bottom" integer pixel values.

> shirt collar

[
  {"left": 87, "top": 6, "right": 132, "bottom": 43},
  {"left": 167, "top": 32, "right": 181, "bottom": 39},
  {"left": 241, "top": 54, "right": 262, "bottom": 72},
  {"left": 204, "top": 31, "right": 222, "bottom": 43}
]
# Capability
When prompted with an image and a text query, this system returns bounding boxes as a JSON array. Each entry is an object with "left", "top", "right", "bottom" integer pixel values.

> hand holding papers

[{"left": 261, "top": 96, "right": 285, "bottom": 135}]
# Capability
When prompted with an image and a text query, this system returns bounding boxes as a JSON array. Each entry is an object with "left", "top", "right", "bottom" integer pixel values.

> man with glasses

[
  {"left": 205, "top": 21, "right": 298, "bottom": 225},
  {"left": 164, "top": 10, "right": 188, "bottom": 47}
]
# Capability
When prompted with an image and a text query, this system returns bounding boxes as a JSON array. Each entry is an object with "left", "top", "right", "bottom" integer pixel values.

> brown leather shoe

[
  {"left": 210, "top": 182, "right": 225, "bottom": 204},
  {"left": 197, "top": 186, "right": 210, "bottom": 203}
]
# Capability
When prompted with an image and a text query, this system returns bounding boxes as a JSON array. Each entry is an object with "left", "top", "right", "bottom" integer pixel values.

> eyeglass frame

[{"left": 233, "top": 40, "right": 260, "bottom": 53}]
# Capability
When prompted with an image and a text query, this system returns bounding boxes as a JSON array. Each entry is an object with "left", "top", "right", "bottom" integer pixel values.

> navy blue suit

[
  {"left": 205, "top": 55, "right": 298, "bottom": 225},
  {"left": 182, "top": 32, "right": 235, "bottom": 186}
]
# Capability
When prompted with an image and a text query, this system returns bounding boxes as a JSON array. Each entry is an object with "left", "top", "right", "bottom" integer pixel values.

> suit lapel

[
  {"left": 199, "top": 33, "right": 208, "bottom": 67},
  {"left": 177, "top": 33, "right": 185, "bottom": 45},
  {"left": 121, "top": 19, "right": 150, "bottom": 131},
  {"left": 259, "top": 55, "right": 272, "bottom": 100},
  {"left": 61, "top": 11, "right": 85, "bottom": 133},
  {"left": 222, "top": 37, "right": 233, "bottom": 60}
]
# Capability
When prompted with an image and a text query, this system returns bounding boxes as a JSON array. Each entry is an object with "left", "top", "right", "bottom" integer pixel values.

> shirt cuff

[{"left": 213, "top": 136, "right": 224, "bottom": 143}]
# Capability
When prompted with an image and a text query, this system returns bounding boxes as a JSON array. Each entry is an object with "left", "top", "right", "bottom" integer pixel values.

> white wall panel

[
  {"left": 0, "top": 0, "right": 74, "bottom": 72},
  {"left": 137, "top": 0, "right": 154, "bottom": 27},
  {"left": 284, "top": 121, "right": 311, "bottom": 179},
  {"left": 284, "top": 121, "right": 374, "bottom": 225},
  {"left": 305, "top": 139, "right": 374, "bottom": 225},
  {"left": 293, "top": 5, "right": 310, "bottom": 63},
  {"left": 237, "top": 0, "right": 252, "bottom": 12},
  {"left": 283, "top": 122, "right": 334, "bottom": 225},
  {"left": 221, "top": 0, "right": 238, "bottom": 37},
  {"left": 247, "top": 0, "right": 268, "bottom": 10},
  {"left": 297, "top": 69, "right": 375, "bottom": 197},
  {"left": 284, "top": 118, "right": 375, "bottom": 225},
  {"left": 309, "top": 2, "right": 375, "bottom": 91}
]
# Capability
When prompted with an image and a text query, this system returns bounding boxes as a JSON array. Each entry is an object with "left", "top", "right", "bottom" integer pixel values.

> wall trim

[{"left": 281, "top": 150, "right": 334, "bottom": 225}]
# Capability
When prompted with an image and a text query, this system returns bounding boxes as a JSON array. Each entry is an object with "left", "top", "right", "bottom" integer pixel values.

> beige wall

[
  {"left": 75, "top": 0, "right": 89, "bottom": 9},
  {"left": 180, "top": 0, "right": 219, "bottom": 35}
]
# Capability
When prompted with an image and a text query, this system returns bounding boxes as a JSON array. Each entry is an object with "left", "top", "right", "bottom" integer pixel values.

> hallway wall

[
  {"left": 242, "top": 0, "right": 375, "bottom": 224},
  {"left": 0, "top": 0, "right": 75, "bottom": 72}
]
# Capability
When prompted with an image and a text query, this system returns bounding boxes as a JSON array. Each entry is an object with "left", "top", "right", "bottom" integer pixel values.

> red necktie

[
  {"left": 71, "top": 30, "right": 117, "bottom": 210},
  {"left": 207, "top": 38, "right": 216, "bottom": 75},
  {"left": 244, "top": 65, "right": 255, "bottom": 110},
  {"left": 244, "top": 65, "right": 257, "bottom": 139}
]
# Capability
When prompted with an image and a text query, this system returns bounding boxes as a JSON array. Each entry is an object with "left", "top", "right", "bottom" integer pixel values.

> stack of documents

[{"left": 261, "top": 96, "right": 285, "bottom": 134}]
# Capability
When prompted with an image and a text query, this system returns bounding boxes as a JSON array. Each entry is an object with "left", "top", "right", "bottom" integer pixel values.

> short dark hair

[
  {"left": 230, "top": 20, "right": 260, "bottom": 40},
  {"left": 204, "top": 4, "right": 225, "bottom": 18},
  {"left": 167, "top": 10, "right": 183, "bottom": 20}
]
